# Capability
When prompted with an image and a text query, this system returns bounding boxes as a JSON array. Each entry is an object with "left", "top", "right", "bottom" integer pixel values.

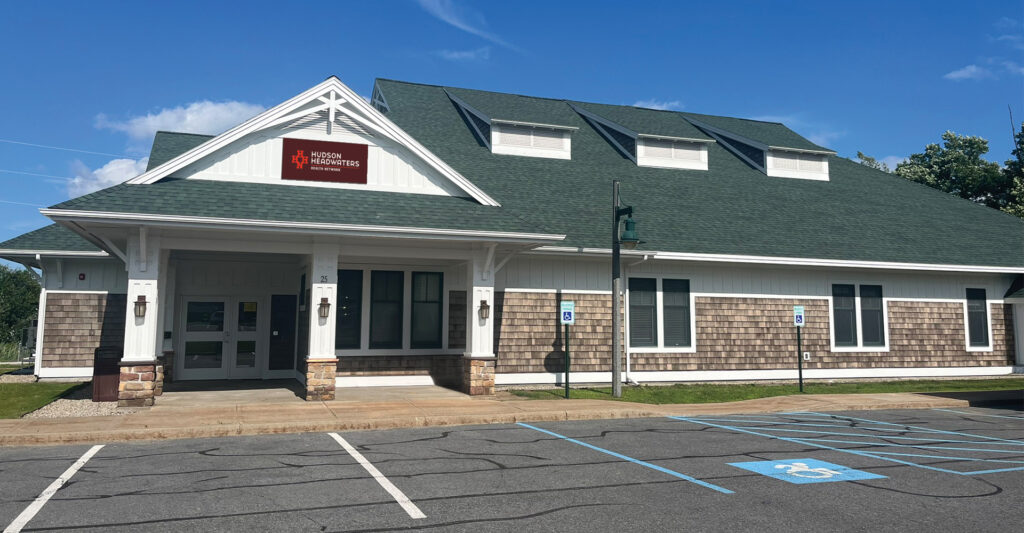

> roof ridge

[{"left": 154, "top": 130, "right": 215, "bottom": 137}]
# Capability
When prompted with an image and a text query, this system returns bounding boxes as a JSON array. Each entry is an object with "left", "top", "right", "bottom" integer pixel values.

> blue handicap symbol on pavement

[{"left": 728, "top": 458, "right": 886, "bottom": 484}]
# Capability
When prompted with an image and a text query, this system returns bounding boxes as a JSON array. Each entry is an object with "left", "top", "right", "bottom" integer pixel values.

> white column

[
  {"left": 122, "top": 229, "right": 162, "bottom": 363},
  {"left": 465, "top": 244, "right": 496, "bottom": 358},
  {"left": 154, "top": 249, "right": 170, "bottom": 356},
  {"left": 307, "top": 242, "right": 339, "bottom": 359}
]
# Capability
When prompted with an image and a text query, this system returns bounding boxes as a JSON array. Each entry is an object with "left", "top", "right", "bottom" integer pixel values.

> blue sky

[{"left": 1, "top": 0, "right": 1023, "bottom": 248}]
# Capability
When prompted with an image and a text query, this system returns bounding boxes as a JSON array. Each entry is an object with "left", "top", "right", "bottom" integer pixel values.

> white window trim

[
  {"left": 963, "top": 289, "right": 995, "bottom": 352},
  {"left": 625, "top": 276, "right": 697, "bottom": 354},
  {"left": 491, "top": 123, "right": 572, "bottom": 160},
  {"left": 828, "top": 282, "right": 890, "bottom": 353},
  {"left": 766, "top": 150, "right": 830, "bottom": 181},
  {"left": 336, "top": 265, "right": 453, "bottom": 356},
  {"left": 636, "top": 137, "right": 709, "bottom": 171}
]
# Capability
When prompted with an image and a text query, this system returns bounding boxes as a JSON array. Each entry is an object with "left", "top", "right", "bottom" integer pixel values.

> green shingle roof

[
  {"left": 146, "top": 131, "right": 213, "bottom": 170},
  {"left": 680, "top": 112, "right": 831, "bottom": 152},
  {"left": 29, "top": 78, "right": 1024, "bottom": 269},
  {"left": 51, "top": 180, "right": 553, "bottom": 236},
  {"left": 573, "top": 101, "right": 713, "bottom": 141},
  {"left": 373, "top": 79, "right": 1024, "bottom": 268},
  {"left": 0, "top": 224, "right": 100, "bottom": 253}
]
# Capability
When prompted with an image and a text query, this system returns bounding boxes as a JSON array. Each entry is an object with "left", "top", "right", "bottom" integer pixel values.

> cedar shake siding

[
  {"left": 41, "top": 293, "right": 127, "bottom": 368},
  {"left": 631, "top": 298, "right": 1015, "bottom": 371},
  {"left": 494, "top": 291, "right": 615, "bottom": 373}
]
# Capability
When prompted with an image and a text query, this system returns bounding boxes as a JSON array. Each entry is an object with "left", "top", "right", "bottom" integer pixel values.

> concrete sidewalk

[{"left": 0, "top": 389, "right": 1020, "bottom": 447}]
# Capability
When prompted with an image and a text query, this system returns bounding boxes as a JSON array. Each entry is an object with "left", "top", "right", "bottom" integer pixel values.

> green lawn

[
  {"left": 0, "top": 382, "right": 84, "bottom": 418},
  {"left": 510, "top": 378, "right": 1024, "bottom": 404}
]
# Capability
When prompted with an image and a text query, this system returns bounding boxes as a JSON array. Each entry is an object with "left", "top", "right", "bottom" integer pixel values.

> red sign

[{"left": 281, "top": 138, "right": 368, "bottom": 184}]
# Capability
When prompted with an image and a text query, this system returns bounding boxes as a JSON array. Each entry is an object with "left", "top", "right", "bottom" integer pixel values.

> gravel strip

[{"left": 23, "top": 383, "right": 142, "bottom": 418}]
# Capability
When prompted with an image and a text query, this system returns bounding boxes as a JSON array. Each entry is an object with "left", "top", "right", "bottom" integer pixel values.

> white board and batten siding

[
  {"left": 496, "top": 255, "right": 1016, "bottom": 300},
  {"left": 173, "top": 117, "right": 467, "bottom": 197},
  {"left": 41, "top": 258, "right": 127, "bottom": 293}
]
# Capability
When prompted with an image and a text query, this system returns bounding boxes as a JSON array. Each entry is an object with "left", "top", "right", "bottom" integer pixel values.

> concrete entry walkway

[{"left": 159, "top": 380, "right": 471, "bottom": 407}]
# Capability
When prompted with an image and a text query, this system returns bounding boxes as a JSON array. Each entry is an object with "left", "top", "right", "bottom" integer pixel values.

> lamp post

[{"left": 611, "top": 180, "right": 639, "bottom": 398}]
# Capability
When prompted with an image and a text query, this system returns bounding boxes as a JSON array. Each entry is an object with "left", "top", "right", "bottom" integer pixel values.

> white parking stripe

[
  {"left": 4, "top": 445, "right": 104, "bottom": 533},
  {"left": 328, "top": 433, "right": 426, "bottom": 519}
]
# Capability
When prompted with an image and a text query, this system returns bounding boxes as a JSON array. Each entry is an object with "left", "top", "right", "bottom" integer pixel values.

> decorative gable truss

[
  {"left": 127, "top": 77, "right": 499, "bottom": 206},
  {"left": 684, "top": 117, "right": 835, "bottom": 181}
]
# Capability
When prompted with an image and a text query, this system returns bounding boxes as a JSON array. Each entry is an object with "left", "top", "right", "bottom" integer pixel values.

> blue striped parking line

[
  {"left": 668, "top": 415, "right": 1024, "bottom": 476},
  {"left": 792, "top": 412, "right": 1024, "bottom": 446},
  {"left": 731, "top": 426, "right": 1024, "bottom": 446},
  {"left": 515, "top": 422, "right": 734, "bottom": 494},
  {"left": 933, "top": 408, "right": 1024, "bottom": 421}
]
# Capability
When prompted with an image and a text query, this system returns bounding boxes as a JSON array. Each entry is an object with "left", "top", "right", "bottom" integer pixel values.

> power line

[
  {"left": 0, "top": 199, "right": 45, "bottom": 207},
  {"left": 0, "top": 169, "right": 72, "bottom": 181},
  {"left": 0, "top": 138, "right": 128, "bottom": 158}
]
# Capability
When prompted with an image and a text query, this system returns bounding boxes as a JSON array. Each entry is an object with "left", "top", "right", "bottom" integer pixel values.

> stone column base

[
  {"left": 118, "top": 362, "right": 158, "bottom": 407},
  {"left": 305, "top": 358, "right": 338, "bottom": 401},
  {"left": 462, "top": 357, "right": 495, "bottom": 396}
]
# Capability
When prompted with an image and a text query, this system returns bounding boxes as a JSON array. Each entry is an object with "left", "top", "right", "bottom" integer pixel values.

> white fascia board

[
  {"left": 528, "top": 246, "right": 1024, "bottom": 274},
  {"left": 0, "top": 249, "right": 108, "bottom": 258},
  {"left": 127, "top": 77, "right": 500, "bottom": 207},
  {"left": 637, "top": 133, "right": 715, "bottom": 144},
  {"left": 768, "top": 145, "right": 837, "bottom": 156},
  {"left": 42, "top": 209, "right": 566, "bottom": 244},
  {"left": 490, "top": 118, "right": 579, "bottom": 131}
]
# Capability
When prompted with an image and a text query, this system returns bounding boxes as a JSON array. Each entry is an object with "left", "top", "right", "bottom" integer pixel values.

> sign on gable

[{"left": 282, "top": 138, "right": 368, "bottom": 184}]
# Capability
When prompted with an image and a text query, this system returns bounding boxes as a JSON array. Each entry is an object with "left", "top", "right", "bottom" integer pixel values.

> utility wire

[
  {"left": 0, "top": 169, "right": 71, "bottom": 181},
  {"left": 0, "top": 138, "right": 128, "bottom": 158},
  {"left": 0, "top": 199, "right": 45, "bottom": 207}
]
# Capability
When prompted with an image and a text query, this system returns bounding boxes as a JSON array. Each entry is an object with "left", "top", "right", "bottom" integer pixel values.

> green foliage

[
  {"left": 894, "top": 131, "right": 1011, "bottom": 210},
  {"left": 856, "top": 151, "right": 890, "bottom": 172},
  {"left": 0, "top": 264, "right": 41, "bottom": 344},
  {"left": 1002, "top": 122, "right": 1024, "bottom": 218},
  {"left": 510, "top": 378, "right": 1024, "bottom": 404}
]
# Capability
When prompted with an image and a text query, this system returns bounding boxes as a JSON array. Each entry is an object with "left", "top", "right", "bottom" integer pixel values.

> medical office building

[{"left": 2, "top": 76, "right": 1022, "bottom": 406}]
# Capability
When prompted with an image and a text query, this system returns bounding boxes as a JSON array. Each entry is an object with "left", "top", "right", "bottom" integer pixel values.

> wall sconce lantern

[
  {"left": 134, "top": 295, "right": 147, "bottom": 318},
  {"left": 318, "top": 297, "right": 331, "bottom": 319},
  {"left": 478, "top": 299, "right": 490, "bottom": 320}
]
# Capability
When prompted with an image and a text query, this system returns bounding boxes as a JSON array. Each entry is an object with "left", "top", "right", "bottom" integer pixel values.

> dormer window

[
  {"left": 637, "top": 136, "right": 708, "bottom": 170},
  {"left": 491, "top": 120, "right": 574, "bottom": 160},
  {"left": 766, "top": 150, "right": 829, "bottom": 181}
]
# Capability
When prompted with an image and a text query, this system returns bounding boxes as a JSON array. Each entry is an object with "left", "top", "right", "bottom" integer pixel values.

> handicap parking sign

[
  {"left": 560, "top": 301, "right": 575, "bottom": 325},
  {"left": 728, "top": 458, "right": 885, "bottom": 484},
  {"left": 793, "top": 305, "right": 805, "bottom": 327}
]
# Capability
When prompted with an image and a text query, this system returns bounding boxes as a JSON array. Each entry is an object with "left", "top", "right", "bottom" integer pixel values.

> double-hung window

[
  {"left": 335, "top": 270, "right": 363, "bottom": 349},
  {"left": 966, "top": 288, "right": 990, "bottom": 349},
  {"left": 369, "top": 271, "right": 404, "bottom": 349},
  {"left": 411, "top": 272, "right": 443, "bottom": 349},
  {"left": 831, "top": 283, "right": 887, "bottom": 350},
  {"left": 628, "top": 277, "right": 694, "bottom": 350}
]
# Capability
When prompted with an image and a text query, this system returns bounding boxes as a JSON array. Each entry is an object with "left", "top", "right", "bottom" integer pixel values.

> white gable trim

[{"left": 127, "top": 77, "right": 500, "bottom": 207}]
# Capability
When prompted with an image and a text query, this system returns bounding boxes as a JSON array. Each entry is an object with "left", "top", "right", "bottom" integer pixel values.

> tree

[
  {"left": 1002, "top": 122, "right": 1024, "bottom": 218},
  {"left": 0, "top": 264, "right": 40, "bottom": 345},
  {"left": 894, "top": 131, "right": 1011, "bottom": 210},
  {"left": 856, "top": 152, "right": 891, "bottom": 172}
]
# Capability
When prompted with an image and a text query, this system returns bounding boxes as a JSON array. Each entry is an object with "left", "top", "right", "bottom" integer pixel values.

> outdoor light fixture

[
  {"left": 134, "top": 295, "right": 147, "bottom": 318},
  {"left": 478, "top": 299, "right": 490, "bottom": 320},
  {"left": 620, "top": 215, "right": 639, "bottom": 250},
  {"left": 318, "top": 297, "right": 331, "bottom": 319}
]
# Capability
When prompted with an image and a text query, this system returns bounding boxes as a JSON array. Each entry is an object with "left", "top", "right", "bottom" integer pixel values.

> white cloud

[
  {"left": 881, "top": 155, "right": 906, "bottom": 169},
  {"left": 943, "top": 64, "right": 994, "bottom": 81},
  {"left": 750, "top": 114, "right": 844, "bottom": 148},
  {"left": 435, "top": 47, "right": 491, "bottom": 61},
  {"left": 68, "top": 157, "right": 148, "bottom": 197},
  {"left": 415, "top": 0, "right": 521, "bottom": 52},
  {"left": 632, "top": 99, "right": 682, "bottom": 111},
  {"left": 95, "top": 100, "right": 265, "bottom": 142},
  {"left": 1002, "top": 60, "right": 1024, "bottom": 75},
  {"left": 995, "top": 16, "right": 1019, "bottom": 30}
]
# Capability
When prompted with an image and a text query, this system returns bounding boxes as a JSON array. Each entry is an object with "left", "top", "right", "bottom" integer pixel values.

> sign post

[
  {"left": 793, "top": 305, "right": 805, "bottom": 393},
  {"left": 560, "top": 301, "right": 575, "bottom": 399}
]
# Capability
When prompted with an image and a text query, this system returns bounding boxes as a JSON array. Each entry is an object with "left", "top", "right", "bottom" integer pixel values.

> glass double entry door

[{"left": 179, "top": 297, "right": 263, "bottom": 380}]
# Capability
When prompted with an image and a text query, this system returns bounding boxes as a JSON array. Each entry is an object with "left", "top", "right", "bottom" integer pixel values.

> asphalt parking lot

[{"left": 2, "top": 407, "right": 1023, "bottom": 532}]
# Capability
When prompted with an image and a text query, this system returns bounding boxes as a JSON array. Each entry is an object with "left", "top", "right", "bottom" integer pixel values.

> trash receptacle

[{"left": 92, "top": 347, "right": 122, "bottom": 402}]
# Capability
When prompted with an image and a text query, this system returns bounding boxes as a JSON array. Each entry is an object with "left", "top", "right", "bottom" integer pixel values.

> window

[
  {"left": 860, "top": 285, "right": 884, "bottom": 347},
  {"left": 832, "top": 284, "right": 857, "bottom": 347},
  {"left": 411, "top": 272, "right": 443, "bottom": 349},
  {"left": 369, "top": 271, "right": 403, "bottom": 349},
  {"left": 491, "top": 123, "right": 572, "bottom": 160},
  {"left": 832, "top": 283, "right": 888, "bottom": 350},
  {"left": 966, "top": 288, "right": 989, "bottom": 347},
  {"left": 628, "top": 278, "right": 657, "bottom": 347},
  {"left": 335, "top": 270, "right": 362, "bottom": 349},
  {"left": 662, "top": 279, "right": 692, "bottom": 347},
  {"left": 628, "top": 277, "right": 694, "bottom": 350}
]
